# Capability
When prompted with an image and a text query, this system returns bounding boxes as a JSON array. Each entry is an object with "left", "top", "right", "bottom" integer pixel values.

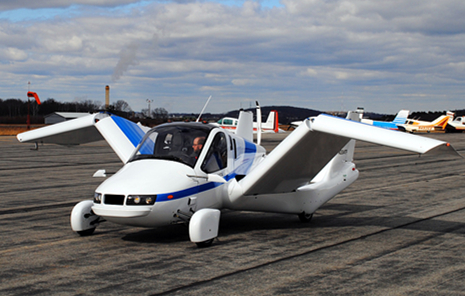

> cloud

[
  {"left": 0, "top": 0, "right": 142, "bottom": 11},
  {"left": 1, "top": 0, "right": 465, "bottom": 114}
]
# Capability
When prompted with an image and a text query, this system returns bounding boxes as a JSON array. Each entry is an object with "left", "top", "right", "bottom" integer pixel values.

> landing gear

[
  {"left": 189, "top": 209, "right": 221, "bottom": 248},
  {"left": 298, "top": 212, "right": 313, "bottom": 223},
  {"left": 195, "top": 239, "right": 214, "bottom": 248},
  {"left": 70, "top": 200, "right": 100, "bottom": 236},
  {"left": 77, "top": 227, "right": 96, "bottom": 236}
]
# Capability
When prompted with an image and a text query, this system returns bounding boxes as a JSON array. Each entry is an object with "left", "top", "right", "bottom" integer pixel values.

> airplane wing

[
  {"left": 239, "top": 114, "right": 458, "bottom": 196},
  {"left": 17, "top": 113, "right": 150, "bottom": 163}
]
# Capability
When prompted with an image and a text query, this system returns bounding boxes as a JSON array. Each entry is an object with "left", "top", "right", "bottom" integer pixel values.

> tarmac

[{"left": 1, "top": 131, "right": 465, "bottom": 295}]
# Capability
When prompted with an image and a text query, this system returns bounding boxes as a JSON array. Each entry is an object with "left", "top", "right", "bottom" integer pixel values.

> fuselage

[
  {"left": 91, "top": 122, "right": 265, "bottom": 227},
  {"left": 90, "top": 120, "right": 360, "bottom": 229}
]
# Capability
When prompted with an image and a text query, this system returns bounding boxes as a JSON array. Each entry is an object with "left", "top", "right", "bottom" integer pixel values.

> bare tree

[{"left": 152, "top": 107, "right": 168, "bottom": 120}]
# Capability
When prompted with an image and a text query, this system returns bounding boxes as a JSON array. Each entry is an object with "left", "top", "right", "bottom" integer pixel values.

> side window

[{"left": 201, "top": 132, "right": 228, "bottom": 173}]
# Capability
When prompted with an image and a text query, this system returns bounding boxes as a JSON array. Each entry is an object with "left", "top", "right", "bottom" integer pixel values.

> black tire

[
  {"left": 77, "top": 228, "right": 96, "bottom": 236},
  {"left": 298, "top": 212, "right": 313, "bottom": 223},
  {"left": 196, "top": 239, "right": 214, "bottom": 248}
]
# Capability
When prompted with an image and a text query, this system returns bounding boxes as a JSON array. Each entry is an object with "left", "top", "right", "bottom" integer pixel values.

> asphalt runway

[{"left": 1, "top": 132, "right": 465, "bottom": 295}]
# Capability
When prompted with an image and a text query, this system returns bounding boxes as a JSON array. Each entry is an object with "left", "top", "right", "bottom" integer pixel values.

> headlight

[
  {"left": 127, "top": 195, "right": 157, "bottom": 206},
  {"left": 94, "top": 192, "right": 102, "bottom": 203}
]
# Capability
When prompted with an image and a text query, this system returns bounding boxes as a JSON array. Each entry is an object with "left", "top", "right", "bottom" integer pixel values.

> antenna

[
  {"left": 256, "top": 101, "right": 262, "bottom": 145},
  {"left": 196, "top": 95, "right": 212, "bottom": 122}
]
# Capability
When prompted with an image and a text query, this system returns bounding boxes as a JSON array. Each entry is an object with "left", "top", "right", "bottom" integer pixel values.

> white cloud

[
  {"left": 0, "top": 0, "right": 142, "bottom": 11},
  {"left": 0, "top": 0, "right": 465, "bottom": 114},
  {"left": 3, "top": 47, "right": 28, "bottom": 61}
]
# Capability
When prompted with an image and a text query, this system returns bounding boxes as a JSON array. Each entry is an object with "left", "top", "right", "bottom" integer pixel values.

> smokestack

[{"left": 105, "top": 85, "right": 110, "bottom": 109}]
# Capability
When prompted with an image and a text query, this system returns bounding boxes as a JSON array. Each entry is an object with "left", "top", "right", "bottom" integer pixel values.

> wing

[
  {"left": 17, "top": 113, "right": 150, "bottom": 163},
  {"left": 239, "top": 114, "right": 458, "bottom": 196}
]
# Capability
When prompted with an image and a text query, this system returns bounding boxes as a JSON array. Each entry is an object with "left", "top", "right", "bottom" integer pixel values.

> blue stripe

[
  {"left": 157, "top": 182, "right": 224, "bottom": 202},
  {"left": 372, "top": 121, "right": 398, "bottom": 129},
  {"left": 111, "top": 116, "right": 146, "bottom": 148},
  {"left": 244, "top": 140, "right": 256, "bottom": 154},
  {"left": 157, "top": 141, "right": 258, "bottom": 202}
]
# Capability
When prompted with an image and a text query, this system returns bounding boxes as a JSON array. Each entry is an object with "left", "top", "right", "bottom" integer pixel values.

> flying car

[{"left": 17, "top": 108, "right": 458, "bottom": 247}]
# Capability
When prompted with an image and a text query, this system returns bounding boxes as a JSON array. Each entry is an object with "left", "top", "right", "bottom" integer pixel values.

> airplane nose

[{"left": 95, "top": 159, "right": 197, "bottom": 196}]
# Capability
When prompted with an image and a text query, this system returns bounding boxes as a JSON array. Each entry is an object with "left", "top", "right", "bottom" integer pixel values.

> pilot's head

[{"left": 192, "top": 136, "right": 205, "bottom": 153}]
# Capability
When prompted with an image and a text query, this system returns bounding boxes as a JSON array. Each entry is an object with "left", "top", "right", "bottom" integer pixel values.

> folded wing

[
  {"left": 16, "top": 113, "right": 150, "bottom": 163},
  {"left": 239, "top": 114, "right": 458, "bottom": 196}
]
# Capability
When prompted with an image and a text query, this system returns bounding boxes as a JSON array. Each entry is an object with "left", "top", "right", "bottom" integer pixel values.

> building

[{"left": 44, "top": 112, "right": 91, "bottom": 125}]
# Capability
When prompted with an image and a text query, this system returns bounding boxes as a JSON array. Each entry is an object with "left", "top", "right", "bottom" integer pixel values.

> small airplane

[
  {"left": 290, "top": 108, "right": 409, "bottom": 131},
  {"left": 446, "top": 113, "right": 465, "bottom": 133},
  {"left": 397, "top": 111, "right": 454, "bottom": 133},
  {"left": 215, "top": 110, "right": 283, "bottom": 133},
  {"left": 17, "top": 104, "right": 458, "bottom": 247},
  {"left": 360, "top": 109, "right": 410, "bottom": 130}
]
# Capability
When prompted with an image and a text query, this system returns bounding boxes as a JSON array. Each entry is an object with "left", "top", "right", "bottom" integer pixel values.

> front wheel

[
  {"left": 70, "top": 200, "right": 100, "bottom": 235},
  {"left": 196, "top": 239, "right": 214, "bottom": 248},
  {"left": 77, "top": 227, "right": 96, "bottom": 236},
  {"left": 298, "top": 212, "right": 313, "bottom": 223}
]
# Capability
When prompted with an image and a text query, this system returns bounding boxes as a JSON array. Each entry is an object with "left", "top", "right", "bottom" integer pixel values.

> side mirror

[{"left": 207, "top": 174, "right": 226, "bottom": 183}]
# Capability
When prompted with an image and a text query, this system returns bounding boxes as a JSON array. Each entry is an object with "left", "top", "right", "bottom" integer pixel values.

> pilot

[{"left": 192, "top": 136, "right": 205, "bottom": 155}]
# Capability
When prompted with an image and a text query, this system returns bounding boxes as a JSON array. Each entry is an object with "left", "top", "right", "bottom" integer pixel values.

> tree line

[{"left": 0, "top": 98, "right": 170, "bottom": 125}]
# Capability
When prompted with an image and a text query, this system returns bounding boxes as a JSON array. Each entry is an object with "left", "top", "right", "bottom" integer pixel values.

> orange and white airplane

[
  {"left": 215, "top": 110, "right": 283, "bottom": 133},
  {"left": 447, "top": 116, "right": 465, "bottom": 132},
  {"left": 397, "top": 111, "right": 454, "bottom": 133}
]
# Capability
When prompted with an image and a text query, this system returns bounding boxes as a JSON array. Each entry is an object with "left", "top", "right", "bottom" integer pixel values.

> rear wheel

[{"left": 298, "top": 212, "right": 313, "bottom": 223}]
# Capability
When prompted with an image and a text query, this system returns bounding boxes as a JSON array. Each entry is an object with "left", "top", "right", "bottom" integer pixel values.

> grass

[{"left": 0, "top": 125, "right": 43, "bottom": 136}]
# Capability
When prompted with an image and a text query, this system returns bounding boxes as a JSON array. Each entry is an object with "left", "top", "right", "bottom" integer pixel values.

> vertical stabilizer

[
  {"left": 236, "top": 110, "right": 253, "bottom": 142},
  {"left": 262, "top": 110, "right": 279, "bottom": 132},
  {"left": 392, "top": 110, "right": 409, "bottom": 125}
]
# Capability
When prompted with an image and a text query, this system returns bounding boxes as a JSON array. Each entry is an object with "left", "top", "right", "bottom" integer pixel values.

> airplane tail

[
  {"left": 431, "top": 115, "right": 451, "bottom": 129},
  {"left": 392, "top": 110, "right": 409, "bottom": 125},
  {"left": 236, "top": 110, "right": 254, "bottom": 142},
  {"left": 262, "top": 110, "right": 279, "bottom": 133}
]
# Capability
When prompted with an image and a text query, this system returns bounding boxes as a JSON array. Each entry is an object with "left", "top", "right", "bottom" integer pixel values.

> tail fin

[
  {"left": 431, "top": 115, "right": 450, "bottom": 129},
  {"left": 262, "top": 110, "right": 279, "bottom": 133},
  {"left": 346, "top": 110, "right": 362, "bottom": 122},
  {"left": 273, "top": 111, "right": 279, "bottom": 133},
  {"left": 447, "top": 111, "right": 455, "bottom": 120},
  {"left": 392, "top": 110, "right": 409, "bottom": 124},
  {"left": 236, "top": 110, "right": 253, "bottom": 142}
]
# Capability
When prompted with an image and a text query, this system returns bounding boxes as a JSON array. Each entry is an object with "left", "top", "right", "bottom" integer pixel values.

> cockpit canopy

[{"left": 129, "top": 123, "right": 214, "bottom": 168}]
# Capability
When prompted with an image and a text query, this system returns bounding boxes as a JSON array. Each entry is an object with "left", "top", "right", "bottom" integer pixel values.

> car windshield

[{"left": 129, "top": 123, "right": 213, "bottom": 168}]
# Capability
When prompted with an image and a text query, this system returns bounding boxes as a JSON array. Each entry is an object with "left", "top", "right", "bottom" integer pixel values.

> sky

[{"left": 0, "top": 0, "right": 464, "bottom": 114}]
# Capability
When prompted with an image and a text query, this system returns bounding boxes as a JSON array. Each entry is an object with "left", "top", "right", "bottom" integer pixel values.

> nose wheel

[{"left": 71, "top": 200, "right": 101, "bottom": 236}]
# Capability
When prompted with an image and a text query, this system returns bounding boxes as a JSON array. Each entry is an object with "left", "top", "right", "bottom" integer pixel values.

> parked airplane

[
  {"left": 360, "top": 109, "right": 410, "bottom": 130},
  {"left": 17, "top": 107, "right": 458, "bottom": 247},
  {"left": 397, "top": 112, "right": 454, "bottom": 133},
  {"left": 290, "top": 108, "right": 409, "bottom": 131},
  {"left": 446, "top": 113, "right": 465, "bottom": 133},
  {"left": 215, "top": 110, "right": 283, "bottom": 133}
]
